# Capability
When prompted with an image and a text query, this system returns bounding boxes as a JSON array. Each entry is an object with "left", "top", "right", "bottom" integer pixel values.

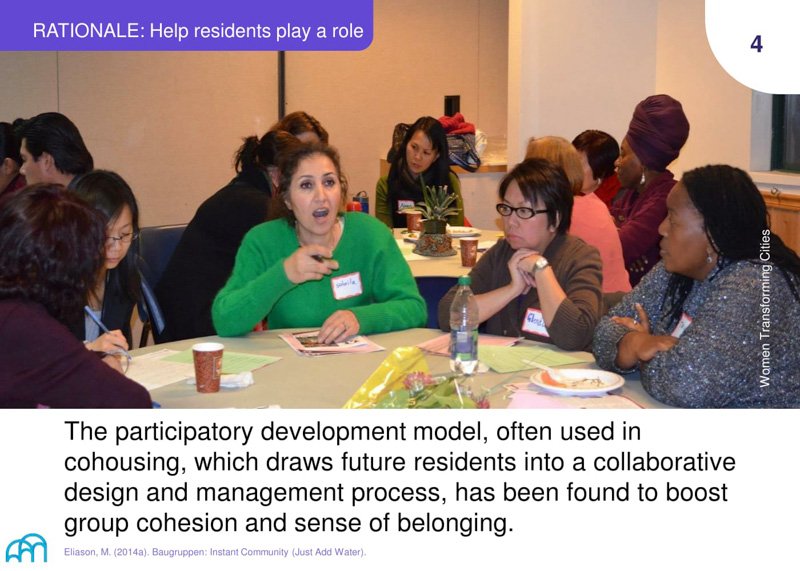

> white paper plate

[
  {"left": 448, "top": 226, "right": 481, "bottom": 237},
  {"left": 530, "top": 369, "right": 624, "bottom": 397}
]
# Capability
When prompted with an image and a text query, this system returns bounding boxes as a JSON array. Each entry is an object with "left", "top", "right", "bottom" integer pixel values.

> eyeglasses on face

[
  {"left": 105, "top": 231, "right": 139, "bottom": 246},
  {"left": 495, "top": 203, "right": 549, "bottom": 219}
]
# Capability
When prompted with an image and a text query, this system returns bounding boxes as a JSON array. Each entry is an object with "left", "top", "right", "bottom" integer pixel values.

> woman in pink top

[{"left": 526, "top": 136, "right": 631, "bottom": 293}]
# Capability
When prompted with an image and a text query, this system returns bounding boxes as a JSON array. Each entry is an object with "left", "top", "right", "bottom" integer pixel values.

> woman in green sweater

[{"left": 212, "top": 143, "right": 427, "bottom": 343}]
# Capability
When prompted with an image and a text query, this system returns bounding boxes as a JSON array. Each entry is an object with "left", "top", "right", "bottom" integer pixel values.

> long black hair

[
  {"left": 71, "top": 170, "right": 142, "bottom": 304},
  {"left": 662, "top": 164, "right": 800, "bottom": 327},
  {"left": 387, "top": 116, "right": 452, "bottom": 198}
]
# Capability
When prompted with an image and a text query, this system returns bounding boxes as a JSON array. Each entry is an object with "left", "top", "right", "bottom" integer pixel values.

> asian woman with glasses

[
  {"left": 438, "top": 158, "right": 604, "bottom": 351},
  {"left": 0, "top": 185, "right": 151, "bottom": 407},
  {"left": 71, "top": 170, "right": 142, "bottom": 352}
]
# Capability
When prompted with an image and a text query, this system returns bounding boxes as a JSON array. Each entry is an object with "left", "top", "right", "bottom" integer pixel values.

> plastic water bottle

[{"left": 449, "top": 275, "right": 480, "bottom": 375}]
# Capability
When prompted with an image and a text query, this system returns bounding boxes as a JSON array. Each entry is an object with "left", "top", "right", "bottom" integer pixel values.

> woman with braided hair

[{"left": 593, "top": 165, "right": 800, "bottom": 407}]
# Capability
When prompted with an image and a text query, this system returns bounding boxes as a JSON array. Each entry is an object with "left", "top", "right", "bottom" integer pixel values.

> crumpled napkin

[{"left": 187, "top": 372, "right": 254, "bottom": 388}]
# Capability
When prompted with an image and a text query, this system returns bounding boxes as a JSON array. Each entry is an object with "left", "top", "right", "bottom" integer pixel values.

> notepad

[
  {"left": 478, "top": 345, "right": 589, "bottom": 373},
  {"left": 161, "top": 350, "right": 280, "bottom": 374}
]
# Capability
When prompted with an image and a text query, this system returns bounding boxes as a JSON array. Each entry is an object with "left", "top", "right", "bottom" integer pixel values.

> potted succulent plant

[
  {"left": 414, "top": 183, "right": 458, "bottom": 233},
  {"left": 412, "top": 182, "right": 458, "bottom": 257}
]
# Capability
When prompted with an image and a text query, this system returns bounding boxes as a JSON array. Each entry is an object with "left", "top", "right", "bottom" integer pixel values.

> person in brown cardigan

[{"left": 438, "top": 158, "right": 603, "bottom": 351}]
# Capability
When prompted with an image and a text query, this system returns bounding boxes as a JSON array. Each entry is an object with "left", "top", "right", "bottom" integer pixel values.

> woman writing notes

[
  {"left": 0, "top": 185, "right": 151, "bottom": 408},
  {"left": 376, "top": 116, "right": 464, "bottom": 227},
  {"left": 71, "top": 170, "right": 142, "bottom": 353},
  {"left": 438, "top": 159, "right": 603, "bottom": 351},
  {"left": 594, "top": 165, "right": 800, "bottom": 407},
  {"left": 213, "top": 143, "right": 426, "bottom": 342}
]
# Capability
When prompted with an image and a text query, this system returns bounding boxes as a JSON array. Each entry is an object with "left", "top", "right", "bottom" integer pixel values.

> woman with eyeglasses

[
  {"left": 0, "top": 185, "right": 151, "bottom": 407},
  {"left": 438, "top": 158, "right": 603, "bottom": 351},
  {"left": 71, "top": 170, "right": 142, "bottom": 353}
]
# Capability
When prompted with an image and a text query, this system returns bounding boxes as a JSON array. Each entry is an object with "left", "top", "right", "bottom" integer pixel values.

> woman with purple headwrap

[{"left": 611, "top": 95, "right": 690, "bottom": 286}]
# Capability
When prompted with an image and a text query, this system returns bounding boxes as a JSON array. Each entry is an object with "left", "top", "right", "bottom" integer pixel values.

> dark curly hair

[
  {"left": 661, "top": 164, "right": 800, "bottom": 328},
  {"left": 272, "top": 142, "right": 348, "bottom": 226},
  {"left": 0, "top": 184, "right": 105, "bottom": 326}
]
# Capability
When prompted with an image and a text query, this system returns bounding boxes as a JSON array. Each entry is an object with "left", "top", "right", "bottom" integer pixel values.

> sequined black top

[{"left": 593, "top": 261, "right": 800, "bottom": 408}]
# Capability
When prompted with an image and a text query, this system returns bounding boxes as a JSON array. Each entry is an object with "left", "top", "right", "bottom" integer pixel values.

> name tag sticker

[
  {"left": 522, "top": 308, "right": 550, "bottom": 337},
  {"left": 397, "top": 199, "right": 415, "bottom": 212},
  {"left": 671, "top": 312, "right": 693, "bottom": 338},
  {"left": 331, "top": 272, "right": 363, "bottom": 300}
]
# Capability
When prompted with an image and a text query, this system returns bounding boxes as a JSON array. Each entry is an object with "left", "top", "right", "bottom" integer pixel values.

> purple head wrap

[{"left": 625, "top": 94, "right": 690, "bottom": 171}]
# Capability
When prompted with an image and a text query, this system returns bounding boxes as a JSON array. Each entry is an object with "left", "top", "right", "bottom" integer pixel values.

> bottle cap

[{"left": 458, "top": 275, "right": 471, "bottom": 285}]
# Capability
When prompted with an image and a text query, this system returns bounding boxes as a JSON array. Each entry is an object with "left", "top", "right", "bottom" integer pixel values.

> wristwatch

[{"left": 532, "top": 256, "right": 550, "bottom": 273}]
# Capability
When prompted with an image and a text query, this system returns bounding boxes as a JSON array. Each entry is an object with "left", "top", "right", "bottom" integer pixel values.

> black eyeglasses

[
  {"left": 495, "top": 204, "right": 549, "bottom": 219},
  {"left": 105, "top": 231, "right": 139, "bottom": 246}
]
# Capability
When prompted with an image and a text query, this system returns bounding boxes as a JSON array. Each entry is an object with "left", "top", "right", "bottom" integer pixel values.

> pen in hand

[
  {"left": 83, "top": 306, "right": 133, "bottom": 359},
  {"left": 311, "top": 254, "right": 333, "bottom": 263}
]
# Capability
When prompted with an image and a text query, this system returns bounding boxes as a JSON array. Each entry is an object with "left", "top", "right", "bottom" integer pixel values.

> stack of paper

[{"left": 280, "top": 330, "right": 385, "bottom": 356}]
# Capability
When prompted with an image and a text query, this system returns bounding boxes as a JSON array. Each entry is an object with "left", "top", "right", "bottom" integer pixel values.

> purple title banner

[{"left": 1, "top": 0, "right": 373, "bottom": 51}]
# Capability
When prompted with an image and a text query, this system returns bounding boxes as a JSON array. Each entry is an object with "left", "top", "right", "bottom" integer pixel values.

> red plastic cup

[
  {"left": 460, "top": 238, "right": 479, "bottom": 267},
  {"left": 406, "top": 211, "right": 422, "bottom": 232},
  {"left": 192, "top": 342, "right": 223, "bottom": 393}
]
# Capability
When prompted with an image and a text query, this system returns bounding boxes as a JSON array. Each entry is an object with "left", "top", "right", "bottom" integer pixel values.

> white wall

[
  {"left": 0, "top": 1, "right": 509, "bottom": 227},
  {"left": 1, "top": 0, "right": 787, "bottom": 228},
  {"left": 509, "top": 0, "right": 757, "bottom": 179},
  {"left": 1, "top": 52, "right": 278, "bottom": 226},
  {"left": 509, "top": 0, "right": 659, "bottom": 165},
  {"left": 653, "top": 0, "right": 753, "bottom": 177},
  {"left": 286, "top": 0, "right": 508, "bottom": 209}
]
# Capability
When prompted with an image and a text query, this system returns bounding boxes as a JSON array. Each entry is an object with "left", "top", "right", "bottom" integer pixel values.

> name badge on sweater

[
  {"left": 397, "top": 199, "right": 415, "bottom": 211},
  {"left": 671, "top": 312, "right": 693, "bottom": 338},
  {"left": 331, "top": 272, "right": 363, "bottom": 300},
  {"left": 522, "top": 308, "right": 550, "bottom": 338}
]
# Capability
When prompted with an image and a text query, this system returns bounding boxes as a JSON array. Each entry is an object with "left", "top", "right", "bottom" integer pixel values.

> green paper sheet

[
  {"left": 478, "top": 345, "right": 589, "bottom": 373},
  {"left": 161, "top": 350, "right": 280, "bottom": 374}
]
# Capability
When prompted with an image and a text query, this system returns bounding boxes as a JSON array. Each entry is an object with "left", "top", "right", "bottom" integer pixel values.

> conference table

[{"left": 137, "top": 328, "right": 665, "bottom": 409}]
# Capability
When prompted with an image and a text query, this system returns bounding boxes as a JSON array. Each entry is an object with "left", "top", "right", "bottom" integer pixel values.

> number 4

[{"left": 751, "top": 35, "right": 763, "bottom": 53}]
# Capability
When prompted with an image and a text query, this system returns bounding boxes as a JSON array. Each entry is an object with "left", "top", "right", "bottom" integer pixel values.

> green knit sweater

[{"left": 212, "top": 212, "right": 427, "bottom": 336}]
